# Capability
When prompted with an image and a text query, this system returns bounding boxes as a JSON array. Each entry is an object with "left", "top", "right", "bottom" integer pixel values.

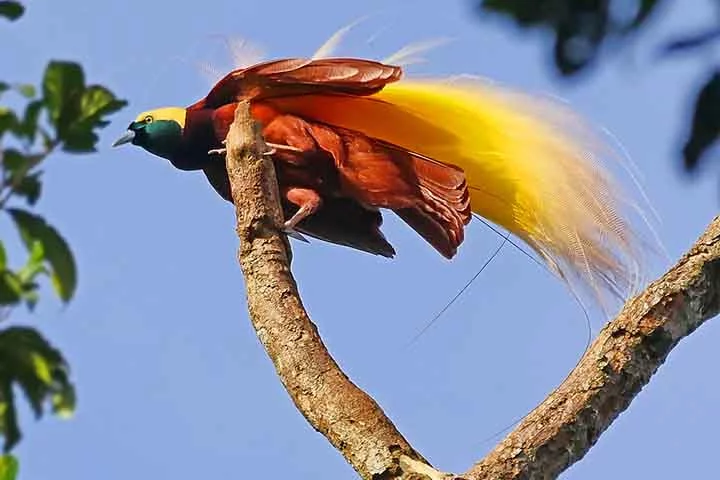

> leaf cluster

[
  {"left": 0, "top": 3, "right": 127, "bottom": 474},
  {"left": 478, "top": 0, "right": 719, "bottom": 172}
]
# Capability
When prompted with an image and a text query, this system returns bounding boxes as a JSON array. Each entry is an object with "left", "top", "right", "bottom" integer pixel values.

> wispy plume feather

[
  {"left": 215, "top": 35, "right": 265, "bottom": 69},
  {"left": 312, "top": 17, "right": 368, "bottom": 59},
  {"left": 382, "top": 38, "right": 453, "bottom": 66},
  {"left": 195, "top": 60, "right": 224, "bottom": 85},
  {"left": 193, "top": 35, "right": 266, "bottom": 85}
]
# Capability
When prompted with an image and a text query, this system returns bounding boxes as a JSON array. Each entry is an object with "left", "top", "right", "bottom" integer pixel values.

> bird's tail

[{"left": 268, "top": 75, "right": 658, "bottom": 313}]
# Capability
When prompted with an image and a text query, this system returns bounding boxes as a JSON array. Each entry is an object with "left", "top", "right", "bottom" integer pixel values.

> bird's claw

[
  {"left": 211, "top": 141, "right": 297, "bottom": 157},
  {"left": 266, "top": 142, "right": 303, "bottom": 153},
  {"left": 282, "top": 226, "right": 310, "bottom": 243},
  {"left": 208, "top": 140, "right": 228, "bottom": 156}
]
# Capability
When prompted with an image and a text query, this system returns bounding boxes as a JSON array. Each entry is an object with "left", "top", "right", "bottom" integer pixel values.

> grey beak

[{"left": 112, "top": 130, "right": 135, "bottom": 147}]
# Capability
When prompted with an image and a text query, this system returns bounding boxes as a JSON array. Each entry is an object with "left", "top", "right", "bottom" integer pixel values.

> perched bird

[{"left": 113, "top": 52, "right": 653, "bottom": 311}]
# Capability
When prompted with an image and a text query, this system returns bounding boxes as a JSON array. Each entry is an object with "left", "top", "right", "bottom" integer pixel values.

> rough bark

[
  {"left": 465, "top": 216, "right": 720, "bottom": 479},
  {"left": 224, "top": 100, "right": 720, "bottom": 480},
  {"left": 224, "top": 101, "right": 429, "bottom": 479}
]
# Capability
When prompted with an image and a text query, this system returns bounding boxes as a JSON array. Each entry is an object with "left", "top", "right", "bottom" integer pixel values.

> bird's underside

[
  {"left": 201, "top": 102, "right": 472, "bottom": 259},
  {"left": 203, "top": 158, "right": 397, "bottom": 257}
]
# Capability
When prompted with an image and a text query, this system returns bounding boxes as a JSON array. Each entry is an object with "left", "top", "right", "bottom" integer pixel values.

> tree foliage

[
  {"left": 477, "top": 0, "right": 719, "bottom": 173},
  {"left": 0, "top": 2, "right": 126, "bottom": 476}
]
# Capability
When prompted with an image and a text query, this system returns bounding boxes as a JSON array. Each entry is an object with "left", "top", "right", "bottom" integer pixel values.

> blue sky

[{"left": 3, "top": 0, "right": 719, "bottom": 478}]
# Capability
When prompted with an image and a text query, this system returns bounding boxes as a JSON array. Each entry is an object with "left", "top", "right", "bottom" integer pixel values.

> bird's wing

[
  {"left": 259, "top": 112, "right": 472, "bottom": 259},
  {"left": 188, "top": 57, "right": 402, "bottom": 111},
  {"left": 289, "top": 198, "right": 396, "bottom": 258}
]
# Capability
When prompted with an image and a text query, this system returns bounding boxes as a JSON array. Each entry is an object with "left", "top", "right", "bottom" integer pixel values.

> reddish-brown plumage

[{"left": 183, "top": 58, "right": 472, "bottom": 258}]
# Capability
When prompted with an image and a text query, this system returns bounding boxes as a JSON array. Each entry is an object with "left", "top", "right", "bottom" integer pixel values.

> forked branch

[{"left": 224, "top": 100, "right": 720, "bottom": 480}]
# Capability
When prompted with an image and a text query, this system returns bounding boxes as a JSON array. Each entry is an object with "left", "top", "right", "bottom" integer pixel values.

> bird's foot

[{"left": 281, "top": 205, "right": 315, "bottom": 243}]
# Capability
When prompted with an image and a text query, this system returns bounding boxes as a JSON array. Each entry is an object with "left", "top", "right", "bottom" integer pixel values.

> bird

[{"left": 112, "top": 50, "right": 654, "bottom": 313}]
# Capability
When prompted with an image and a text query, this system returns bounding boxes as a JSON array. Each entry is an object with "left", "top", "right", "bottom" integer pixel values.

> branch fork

[{"left": 223, "top": 100, "right": 720, "bottom": 479}]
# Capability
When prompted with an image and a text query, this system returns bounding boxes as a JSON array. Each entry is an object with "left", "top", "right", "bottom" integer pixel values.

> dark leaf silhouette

[
  {"left": 479, "top": 0, "right": 662, "bottom": 76},
  {"left": 661, "top": 26, "right": 720, "bottom": 55},
  {"left": 0, "top": 2, "right": 23, "bottom": 21},
  {"left": 7, "top": 209, "right": 77, "bottom": 302},
  {"left": 0, "top": 327, "right": 75, "bottom": 452},
  {"left": 683, "top": 70, "right": 720, "bottom": 171},
  {"left": 476, "top": 0, "right": 720, "bottom": 174}
]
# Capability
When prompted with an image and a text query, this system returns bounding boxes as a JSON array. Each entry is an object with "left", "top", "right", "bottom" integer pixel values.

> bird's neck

[{"left": 168, "top": 108, "right": 220, "bottom": 171}]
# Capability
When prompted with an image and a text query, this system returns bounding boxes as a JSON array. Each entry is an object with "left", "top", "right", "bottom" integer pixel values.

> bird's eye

[{"left": 144, "top": 116, "right": 153, "bottom": 124}]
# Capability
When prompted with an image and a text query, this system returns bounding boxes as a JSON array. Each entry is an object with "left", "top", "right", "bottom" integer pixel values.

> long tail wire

[
  {"left": 403, "top": 212, "right": 595, "bottom": 447},
  {"left": 403, "top": 226, "right": 509, "bottom": 348}
]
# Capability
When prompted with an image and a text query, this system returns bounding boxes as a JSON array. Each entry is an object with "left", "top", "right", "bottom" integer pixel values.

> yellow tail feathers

[{"left": 269, "top": 75, "right": 655, "bottom": 314}]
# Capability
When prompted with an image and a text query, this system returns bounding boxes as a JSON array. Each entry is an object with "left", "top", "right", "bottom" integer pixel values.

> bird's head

[{"left": 112, "top": 107, "right": 187, "bottom": 159}]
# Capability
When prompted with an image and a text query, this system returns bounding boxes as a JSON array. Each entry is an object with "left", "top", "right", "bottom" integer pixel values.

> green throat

[{"left": 131, "top": 119, "right": 183, "bottom": 160}]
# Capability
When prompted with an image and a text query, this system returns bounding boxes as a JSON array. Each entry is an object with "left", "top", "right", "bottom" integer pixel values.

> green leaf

[
  {"left": 14, "top": 173, "right": 42, "bottom": 206},
  {"left": 2, "top": 148, "right": 25, "bottom": 173},
  {"left": 1, "top": 149, "right": 45, "bottom": 202},
  {"left": 0, "top": 242, "right": 43, "bottom": 309},
  {"left": 42, "top": 61, "right": 85, "bottom": 127},
  {"left": 1, "top": 149, "right": 24, "bottom": 172},
  {"left": 61, "top": 86, "right": 127, "bottom": 153},
  {"left": 17, "top": 100, "right": 44, "bottom": 143},
  {"left": 0, "top": 110, "right": 19, "bottom": 138},
  {"left": 7, "top": 209, "right": 76, "bottom": 302},
  {"left": 16, "top": 241, "right": 46, "bottom": 310},
  {"left": 683, "top": 70, "right": 720, "bottom": 171},
  {"left": 15, "top": 84, "right": 34, "bottom": 99},
  {"left": 0, "top": 2, "right": 23, "bottom": 21},
  {"left": 58, "top": 128, "right": 96, "bottom": 153},
  {"left": 0, "top": 83, "right": 8, "bottom": 97},
  {"left": 0, "top": 327, "right": 75, "bottom": 452},
  {"left": 0, "top": 242, "right": 23, "bottom": 306},
  {"left": 51, "top": 383, "right": 75, "bottom": 419},
  {"left": 0, "top": 273, "right": 21, "bottom": 307},
  {"left": 0, "top": 380, "right": 19, "bottom": 453},
  {"left": 41, "top": 61, "right": 127, "bottom": 152},
  {"left": 0, "top": 455, "right": 18, "bottom": 480},
  {"left": 79, "top": 86, "right": 127, "bottom": 124}
]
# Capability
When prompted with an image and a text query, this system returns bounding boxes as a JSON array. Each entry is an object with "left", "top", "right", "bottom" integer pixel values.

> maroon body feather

[{"left": 183, "top": 58, "right": 472, "bottom": 258}]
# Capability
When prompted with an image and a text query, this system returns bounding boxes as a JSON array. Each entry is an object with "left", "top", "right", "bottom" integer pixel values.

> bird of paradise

[{"left": 113, "top": 26, "right": 657, "bottom": 314}]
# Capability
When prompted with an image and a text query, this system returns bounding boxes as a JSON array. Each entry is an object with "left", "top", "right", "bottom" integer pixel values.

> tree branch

[
  {"left": 224, "top": 101, "right": 433, "bottom": 479},
  {"left": 224, "top": 99, "right": 720, "bottom": 479},
  {"left": 465, "top": 215, "right": 720, "bottom": 479}
]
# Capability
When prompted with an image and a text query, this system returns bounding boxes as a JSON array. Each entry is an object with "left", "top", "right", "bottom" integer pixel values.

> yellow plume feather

[{"left": 268, "top": 75, "right": 655, "bottom": 313}]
